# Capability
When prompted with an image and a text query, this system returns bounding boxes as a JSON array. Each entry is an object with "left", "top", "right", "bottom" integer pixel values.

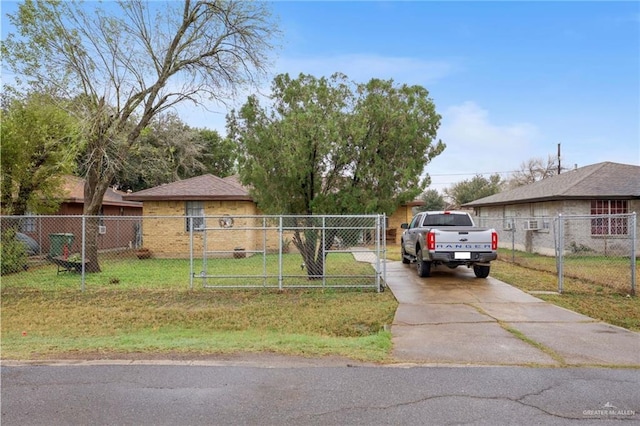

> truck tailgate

[{"left": 431, "top": 227, "right": 494, "bottom": 251}]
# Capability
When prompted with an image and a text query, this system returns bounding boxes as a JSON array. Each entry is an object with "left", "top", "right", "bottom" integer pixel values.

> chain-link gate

[{"left": 189, "top": 215, "right": 387, "bottom": 291}]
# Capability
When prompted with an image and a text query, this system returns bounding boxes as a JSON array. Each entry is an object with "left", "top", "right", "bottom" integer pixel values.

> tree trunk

[
  {"left": 292, "top": 227, "right": 337, "bottom": 280},
  {"left": 82, "top": 165, "right": 114, "bottom": 273},
  {"left": 13, "top": 182, "right": 34, "bottom": 217},
  {"left": 1, "top": 169, "right": 15, "bottom": 214}
]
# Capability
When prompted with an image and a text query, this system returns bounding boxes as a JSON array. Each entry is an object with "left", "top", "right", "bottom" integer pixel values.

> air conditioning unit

[
  {"left": 503, "top": 221, "right": 514, "bottom": 231},
  {"left": 98, "top": 225, "right": 107, "bottom": 234},
  {"left": 523, "top": 220, "right": 539, "bottom": 231}
]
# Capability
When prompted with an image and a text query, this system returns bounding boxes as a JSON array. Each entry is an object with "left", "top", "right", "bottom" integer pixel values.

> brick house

[
  {"left": 122, "top": 174, "right": 257, "bottom": 257},
  {"left": 462, "top": 162, "right": 640, "bottom": 255},
  {"left": 123, "top": 174, "right": 418, "bottom": 257}
]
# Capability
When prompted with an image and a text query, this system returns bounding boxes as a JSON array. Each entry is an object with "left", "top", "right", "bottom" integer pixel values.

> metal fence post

[
  {"left": 557, "top": 214, "right": 564, "bottom": 294},
  {"left": 189, "top": 217, "right": 194, "bottom": 290},
  {"left": 278, "top": 216, "right": 283, "bottom": 291},
  {"left": 511, "top": 217, "right": 515, "bottom": 263},
  {"left": 631, "top": 212, "right": 637, "bottom": 296},
  {"left": 380, "top": 214, "right": 386, "bottom": 293},
  {"left": 375, "top": 214, "right": 380, "bottom": 292},
  {"left": 81, "top": 215, "right": 86, "bottom": 292}
]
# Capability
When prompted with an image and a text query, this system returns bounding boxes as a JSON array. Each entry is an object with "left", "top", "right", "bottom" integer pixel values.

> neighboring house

[
  {"left": 123, "top": 173, "right": 420, "bottom": 257},
  {"left": 55, "top": 175, "right": 143, "bottom": 216},
  {"left": 17, "top": 175, "right": 143, "bottom": 255},
  {"left": 387, "top": 200, "right": 424, "bottom": 244},
  {"left": 462, "top": 162, "right": 640, "bottom": 256}
]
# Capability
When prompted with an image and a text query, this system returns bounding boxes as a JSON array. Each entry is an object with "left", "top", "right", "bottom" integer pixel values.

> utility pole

[{"left": 557, "top": 143, "right": 561, "bottom": 174}]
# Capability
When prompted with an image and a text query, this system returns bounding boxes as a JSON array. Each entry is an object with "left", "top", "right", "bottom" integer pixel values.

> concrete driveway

[{"left": 385, "top": 261, "right": 640, "bottom": 367}]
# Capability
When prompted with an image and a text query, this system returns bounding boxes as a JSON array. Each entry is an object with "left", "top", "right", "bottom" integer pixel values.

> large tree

[
  {"left": 113, "top": 113, "right": 206, "bottom": 191},
  {"left": 445, "top": 174, "right": 503, "bottom": 207},
  {"left": 1, "top": 92, "right": 80, "bottom": 216},
  {"left": 229, "top": 73, "right": 444, "bottom": 276},
  {"left": 113, "top": 114, "right": 237, "bottom": 192},
  {"left": 3, "top": 0, "right": 278, "bottom": 271}
]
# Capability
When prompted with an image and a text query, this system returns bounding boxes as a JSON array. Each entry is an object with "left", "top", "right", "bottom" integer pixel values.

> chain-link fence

[
  {"left": 477, "top": 213, "right": 637, "bottom": 294},
  {"left": 1, "top": 214, "right": 386, "bottom": 292}
]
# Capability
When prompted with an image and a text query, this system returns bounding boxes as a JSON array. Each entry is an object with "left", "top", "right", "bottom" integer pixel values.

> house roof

[
  {"left": 123, "top": 174, "right": 253, "bottom": 201},
  {"left": 222, "top": 174, "right": 248, "bottom": 190},
  {"left": 62, "top": 175, "right": 142, "bottom": 208},
  {"left": 463, "top": 162, "right": 640, "bottom": 207},
  {"left": 122, "top": 173, "right": 438, "bottom": 208}
]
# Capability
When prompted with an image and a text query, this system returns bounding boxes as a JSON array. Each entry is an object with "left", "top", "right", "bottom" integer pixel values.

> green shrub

[{"left": 1, "top": 228, "right": 28, "bottom": 275}]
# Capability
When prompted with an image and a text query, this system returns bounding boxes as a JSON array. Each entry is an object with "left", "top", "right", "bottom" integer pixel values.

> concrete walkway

[{"left": 384, "top": 261, "right": 640, "bottom": 367}]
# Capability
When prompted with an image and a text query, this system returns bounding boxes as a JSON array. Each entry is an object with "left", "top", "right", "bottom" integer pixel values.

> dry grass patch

[
  {"left": 1, "top": 287, "right": 397, "bottom": 361},
  {"left": 492, "top": 260, "right": 639, "bottom": 331}
]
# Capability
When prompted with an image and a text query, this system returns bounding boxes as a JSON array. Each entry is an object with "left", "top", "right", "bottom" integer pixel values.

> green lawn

[
  {"left": 2, "top": 252, "right": 378, "bottom": 290},
  {"left": 1, "top": 253, "right": 397, "bottom": 361}
]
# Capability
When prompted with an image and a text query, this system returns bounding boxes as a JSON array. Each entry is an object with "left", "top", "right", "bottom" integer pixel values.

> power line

[{"left": 427, "top": 170, "right": 518, "bottom": 177}]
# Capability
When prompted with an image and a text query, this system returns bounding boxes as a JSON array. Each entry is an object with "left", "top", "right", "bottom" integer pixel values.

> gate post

[{"left": 322, "top": 216, "right": 326, "bottom": 288}]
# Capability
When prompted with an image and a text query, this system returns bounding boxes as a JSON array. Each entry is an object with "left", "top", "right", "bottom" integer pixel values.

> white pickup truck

[{"left": 400, "top": 211, "right": 498, "bottom": 278}]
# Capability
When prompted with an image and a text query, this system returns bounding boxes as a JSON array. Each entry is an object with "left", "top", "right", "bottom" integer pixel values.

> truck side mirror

[{"left": 400, "top": 223, "right": 409, "bottom": 229}]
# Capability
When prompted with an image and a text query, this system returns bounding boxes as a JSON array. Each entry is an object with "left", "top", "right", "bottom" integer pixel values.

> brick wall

[
  {"left": 141, "top": 200, "right": 258, "bottom": 258},
  {"left": 387, "top": 205, "right": 414, "bottom": 244}
]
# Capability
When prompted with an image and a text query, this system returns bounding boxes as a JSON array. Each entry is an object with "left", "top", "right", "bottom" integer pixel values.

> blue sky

[{"left": 2, "top": 1, "right": 639, "bottom": 192}]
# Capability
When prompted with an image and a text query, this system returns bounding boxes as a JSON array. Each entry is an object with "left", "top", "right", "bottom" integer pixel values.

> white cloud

[{"left": 426, "top": 101, "right": 540, "bottom": 192}]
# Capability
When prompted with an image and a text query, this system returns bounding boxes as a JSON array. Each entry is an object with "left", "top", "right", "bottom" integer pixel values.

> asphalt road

[{"left": 2, "top": 363, "right": 639, "bottom": 425}]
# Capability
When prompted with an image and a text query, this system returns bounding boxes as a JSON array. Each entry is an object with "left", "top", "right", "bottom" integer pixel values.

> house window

[
  {"left": 185, "top": 201, "right": 205, "bottom": 231},
  {"left": 21, "top": 213, "right": 36, "bottom": 233},
  {"left": 532, "top": 203, "right": 548, "bottom": 218},
  {"left": 532, "top": 203, "right": 550, "bottom": 231},
  {"left": 590, "top": 200, "right": 628, "bottom": 235},
  {"left": 503, "top": 206, "right": 516, "bottom": 230}
]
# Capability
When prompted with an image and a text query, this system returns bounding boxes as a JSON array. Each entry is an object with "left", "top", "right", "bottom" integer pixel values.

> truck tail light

[
  {"left": 492, "top": 231, "right": 498, "bottom": 250},
  {"left": 427, "top": 231, "right": 436, "bottom": 251}
]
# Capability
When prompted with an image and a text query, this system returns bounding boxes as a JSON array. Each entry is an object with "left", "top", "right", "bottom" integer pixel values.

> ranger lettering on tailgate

[{"left": 400, "top": 211, "right": 498, "bottom": 278}]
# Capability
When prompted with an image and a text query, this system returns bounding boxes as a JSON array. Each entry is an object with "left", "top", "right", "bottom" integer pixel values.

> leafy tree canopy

[
  {"left": 416, "top": 189, "right": 447, "bottom": 212},
  {"left": 445, "top": 173, "right": 503, "bottom": 207},
  {"left": 195, "top": 128, "right": 238, "bottom": 178},
  {"left": 1, "top": 92, "right": 80, "bottom": 215},
  {"left": 229, "top": 72, "right": 445, "bottom": 216},
  {"left": 112, "top": 114, "right": 238, "bottom": 192}
]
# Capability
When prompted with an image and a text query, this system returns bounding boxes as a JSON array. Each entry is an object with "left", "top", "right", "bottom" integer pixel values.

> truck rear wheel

[
  {"left": 473, "top": 265, "right": 490, "bottom": 278},
  {"left": 416, "top": 249, "right": 431, "bottom": 277}
]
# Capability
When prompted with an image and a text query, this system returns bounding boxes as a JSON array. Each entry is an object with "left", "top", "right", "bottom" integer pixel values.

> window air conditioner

[{"left": 523, "top": 220, "right": 539, "bottom": 231}]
